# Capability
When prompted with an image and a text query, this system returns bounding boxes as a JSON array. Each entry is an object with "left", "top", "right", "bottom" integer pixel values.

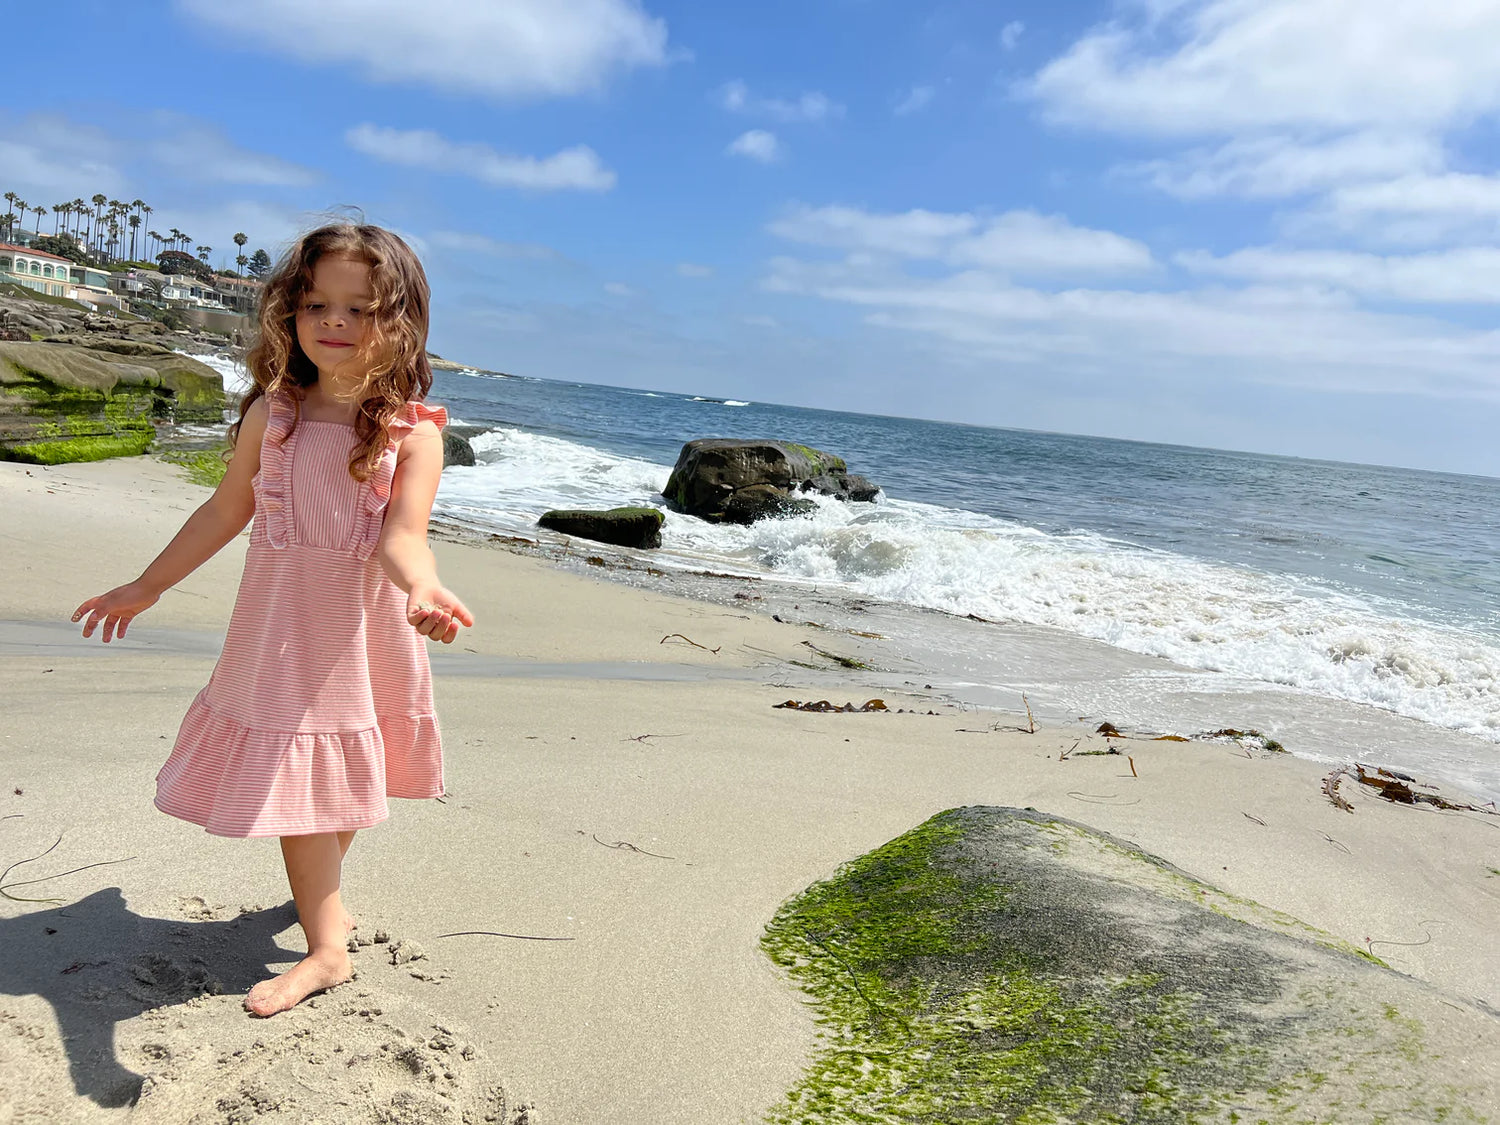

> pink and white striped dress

[{"left": 155, "top": 391, "right": 448, "bottom": 837}]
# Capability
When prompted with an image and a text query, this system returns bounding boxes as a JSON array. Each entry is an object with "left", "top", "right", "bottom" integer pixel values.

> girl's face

[{"left": 295, "top": 253, "right": 374, "bottom": 384}]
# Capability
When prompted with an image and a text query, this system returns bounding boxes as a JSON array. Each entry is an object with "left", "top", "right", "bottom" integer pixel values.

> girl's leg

[
  {"left": 337, "top": 830, "right": 357, "bottom": 933},
  {"left": 244, "top": 832, "right": 353, "bottom": 1017}
]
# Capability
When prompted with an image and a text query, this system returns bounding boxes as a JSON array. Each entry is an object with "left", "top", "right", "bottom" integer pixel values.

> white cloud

[
  {"left": 763, "top": 254, "right": 1500, "bottom": 401},
  {"left": 148, "top": 119, "right": 318, "bottom": 187},
  {"left": 1000, "top": 20, "right": 1024, "bottom": 50},
  {"left": 727, "top": 130, "right": 783, "bottom": 163},
  {"left": 676, "top": 262, "right": 714, "bottom": 278},
  {"left": 742, "top": 314, "right": 778, "bottom": 328},
  {"left": 718, "top": 80, "right": 843, "bottom": 122},
  {"left": 429, "top": 230, "right": 562, "bottom": 260},
  {"left": 1127, "top": 133, "right": 1445, "bottom": 200},
  {"left": 1328, "top": 172, "right": 1500, "bottom": 220},
  {"left": 1027, "top": 0, "right": 1500, "bottom": 136},
  {"left": 178, "top": 0, "right": 671, "bottom": 100},
  {"left": 346, "top": 124, "right": 616, "bottom": 192},
  {"left": 769, "top": 204, "right": 1155, "bottom": 277},
  {"left": 0, "top": 110, "right": 314, "bottom": 198},
  {"left": 603, "top": 281, "right": 635, "bottom": 296},
  {"left": 0, "top": 114, "right": 124, "bottom": 198},
  {"left": 1178, "top": 245, "right": 1500, "bottom": 304},
  {"left": 893, "top": 85, "right": 935, "bottom": 116}
]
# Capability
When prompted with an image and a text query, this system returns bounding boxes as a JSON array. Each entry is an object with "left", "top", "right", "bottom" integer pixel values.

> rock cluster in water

[{"left": 664, "top": 438, "right": 879, "bottom": 524}]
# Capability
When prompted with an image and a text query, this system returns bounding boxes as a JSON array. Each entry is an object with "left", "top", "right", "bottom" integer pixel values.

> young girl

[{"left": 72, "top": 223, "right": 473, "bottom": 1017}]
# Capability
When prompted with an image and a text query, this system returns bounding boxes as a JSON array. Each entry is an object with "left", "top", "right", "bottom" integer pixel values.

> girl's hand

[
  {"left": 406, "top": 585, "right": 474, "bottom": 644},
  {"left": 72, "top": 582, "right": 159, "bottom": 643}
]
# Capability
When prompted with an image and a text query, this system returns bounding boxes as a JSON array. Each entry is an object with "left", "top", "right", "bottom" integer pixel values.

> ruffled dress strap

[
  {"left": 253, "top": 390, "right": 299, "bottom": 549},
  {"left": 351, "top": 400, "right": 449, "bottom": 559}
]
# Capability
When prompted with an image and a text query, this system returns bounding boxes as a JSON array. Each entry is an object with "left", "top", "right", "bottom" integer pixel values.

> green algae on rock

[
  {"left": 0, "top": 339, "right": 225, "bottom": 465},
  {"left": 762, "top": 807, "right": 1498, "bottom": 1124}
]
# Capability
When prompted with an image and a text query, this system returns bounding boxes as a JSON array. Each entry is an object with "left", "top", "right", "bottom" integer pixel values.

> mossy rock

[
  {"left": 538, "top": 506, "right": 665, "bottom": 549},
  {"left": 763, "top": 807, "right": 1500, "bottom": 1123},
  {"left": 0, "top": 340, "right": 226, "bottom": 464}
]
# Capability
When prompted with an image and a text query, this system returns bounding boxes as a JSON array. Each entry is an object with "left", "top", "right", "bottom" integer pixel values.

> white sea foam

[
  {"left": 179, "top": 351, "right": 251, "bottom": 395},
  {"left": 436, "top": 427, "right": 1500, "bottom": 744}
]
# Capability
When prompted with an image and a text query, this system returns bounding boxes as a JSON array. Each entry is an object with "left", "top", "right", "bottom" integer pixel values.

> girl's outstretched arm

[
  {"left": 72, "top": 397, "right": 268, "bottom": 642},
  {"left": 378, "top": 418, "right": 474, "bottom": 644}
]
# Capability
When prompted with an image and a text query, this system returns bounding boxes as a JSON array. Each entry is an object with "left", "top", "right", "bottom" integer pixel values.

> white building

[{"left": 0, "top": 242, "right": 75, "bottom": 297}]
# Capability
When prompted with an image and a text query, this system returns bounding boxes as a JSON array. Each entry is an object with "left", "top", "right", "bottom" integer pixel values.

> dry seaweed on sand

[
  {"left": 1355, "top": 763, "right": 1500, "bottom": 815},
  {"left": 774, "top": 699, "right": 889, "bottom": 713},
  {"left": 1200, "top": 727, "right": 1287, "bottom": 754}
]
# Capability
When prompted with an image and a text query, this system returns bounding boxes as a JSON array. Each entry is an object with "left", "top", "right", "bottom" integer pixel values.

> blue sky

[{"left": 5, "top": 0, "right": 1500, "bottom": 475}]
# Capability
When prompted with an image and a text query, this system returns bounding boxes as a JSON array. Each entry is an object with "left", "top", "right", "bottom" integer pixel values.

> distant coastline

[{"left": 427, "top": 353, "right": 509, "bottom": 376}]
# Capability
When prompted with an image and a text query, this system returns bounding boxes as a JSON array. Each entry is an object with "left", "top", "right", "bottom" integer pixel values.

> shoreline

[
  {"left": 3, "top": 455, "right": 1498, "bottom": 1122},
  {"left": 424, "top": 511, "right": 1500, "bottom": 805}
]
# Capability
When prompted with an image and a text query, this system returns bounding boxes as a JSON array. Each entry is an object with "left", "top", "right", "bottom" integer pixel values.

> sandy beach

[{"left": 3, "top": 455, "right": 1499, "bottom": 1123}]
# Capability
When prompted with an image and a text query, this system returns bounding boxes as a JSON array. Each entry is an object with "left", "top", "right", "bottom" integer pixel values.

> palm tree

[
  {"left": 140, "top": 205, "right": 153, "bottom": 254},
  {"left": 32, "top": 206, "right": 46, "bottom": 238},
  {"left": 1, "top": 213, "right": 15, "bottom": 241},
  {"left": 197, "top": 245, "right": 211, "bottom": 264},
  {"left": 236, "top": 253, "right": 249, "bottom": 276},
  {"left": 128, "top": 214, "right": 142, "bottom": 261},
  {"left": 52, "top": 204, "right": 63, "bottom": 234},
  {"left": 233, "top": 231, "right": 248, "bottom": 261},
  {"left": 2, "top": 193, "right": 15, "bottom": 236},
  {"left": 90, "top": 194, "right": 107, "bottom": 253},
  {"left": 13, "top": 200, "right": 26, "bottom": 238},
  {"left": 71, "top": 199, "right": 86, "bottom": 241},
  {"left": 148, "top": 230, "right": 161, "bottom": 260}
]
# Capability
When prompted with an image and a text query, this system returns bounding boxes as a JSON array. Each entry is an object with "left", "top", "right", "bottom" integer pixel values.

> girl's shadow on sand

[{"left": 0, "top": 888, "right": 299, "bottom": 1108}]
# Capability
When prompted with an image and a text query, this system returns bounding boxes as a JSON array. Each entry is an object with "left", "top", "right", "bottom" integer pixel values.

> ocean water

[{"left": 188, "top": 355, "right": 1500, "bottom": 799}]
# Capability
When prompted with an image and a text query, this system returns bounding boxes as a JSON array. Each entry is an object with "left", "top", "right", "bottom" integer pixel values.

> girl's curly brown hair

[{"left": 230, "top": 223, "right": 432, "bottom": 481}]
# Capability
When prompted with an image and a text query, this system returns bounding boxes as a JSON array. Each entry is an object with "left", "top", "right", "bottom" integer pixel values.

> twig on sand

[
  {"left": 1023, "top": 694, "right": 1036, "bottom": 734},
  {"left": 591, "top": 834, "right": 675, "bottom": 860},
  {"left": 1128, "top": 755, "right": 1138, "bottom": 778},
  {"left": 1241, "top": 812, "right": 1267, "bottom": 826},
  {"left": 436, "top": 931, "right": 575, "bottom": 942},
  {"left": 1322, "top": 766, "right": 1355, "bottom": 813},
  {"left": 622, "top": 733, "right": 688, "bottom": 743},
  {"left": 1058, "top": 739, "right": 1081, "bottom": 761},
  {"left": 660, "top": 633, "right": 720, "bottom": 654},
  {"left": 1, "top": 835, "right": 135, "bottom": 904},
  {"left": 1366, "top": 920, "right": 1438, "bottom": 957},
  {"left": 1066, "top": 792, "right": 1141, "bottom": 806},
  {"left": 1318, "top": 831, "right": 1352, "bottom": 855}
]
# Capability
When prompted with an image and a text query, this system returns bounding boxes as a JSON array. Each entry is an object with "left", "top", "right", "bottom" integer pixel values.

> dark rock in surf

[
  {"left": 441, "top": 430, "right": 475, "bottom": 468},
  {"left": 538, "top": 506, "right": 665, "bottom": 549},
  {"left": 663, "top": 438, "right": 881, "bottom": 524},
  {"left": 724, "top": 483, "right": 817, "bottom": 523}
]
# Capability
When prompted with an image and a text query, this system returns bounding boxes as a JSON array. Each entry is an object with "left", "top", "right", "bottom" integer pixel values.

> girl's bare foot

[{"left": 244, "top": 949, "right": 353, "bottom": 1017}]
